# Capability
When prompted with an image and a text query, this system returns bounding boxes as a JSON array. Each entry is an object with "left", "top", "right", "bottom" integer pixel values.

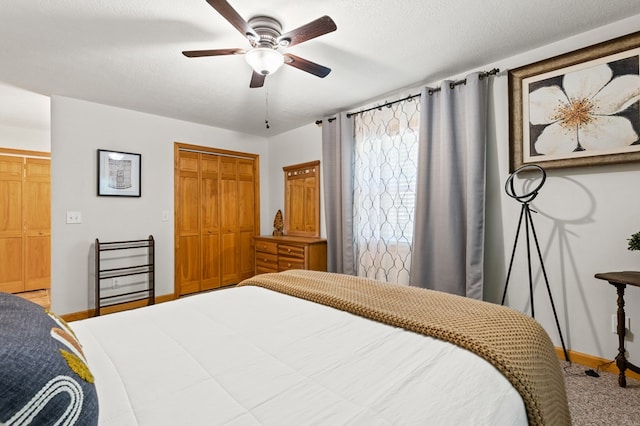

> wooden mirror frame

[{"left": 283, "top": 160, "right": 320, "bottom": 237}]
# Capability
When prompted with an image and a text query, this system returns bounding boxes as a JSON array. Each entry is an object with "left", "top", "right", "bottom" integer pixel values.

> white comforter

[{"left": 70, "top": 286, "right": 527, "bottom": 425}]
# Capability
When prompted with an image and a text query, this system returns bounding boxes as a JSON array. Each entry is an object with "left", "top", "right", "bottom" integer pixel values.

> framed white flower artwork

[{"left": 509, "top": 31, "right": 640, "bottom": 171}]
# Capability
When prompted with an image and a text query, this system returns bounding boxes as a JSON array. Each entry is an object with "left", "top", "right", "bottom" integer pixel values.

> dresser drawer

[
  {"left": 254, "top": 236, "right": 327, "bottom": 275},
  {"left": 255, "top": 240, "right": 278, "bottom": 254},
  {"left": 278, "top": 244, "right": 305, "bottom": 259},
  {"left": 256, "top": 265, "right": 277, "bottom": 275},
  {"left": 278, "top": 257, "right": 305, "bottom": 271},
  {"left": 256, "top": 252, "right": 278, "bottom": 270}
]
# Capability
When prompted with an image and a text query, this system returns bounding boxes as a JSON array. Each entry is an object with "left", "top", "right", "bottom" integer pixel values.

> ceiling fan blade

[
  {"left": 250, "top": 71, "right": 266, "bottom": 88},
  {"left": 283, "top": 54, "right": 331, "bottom": 78},
  {"left": 182, "top": 48, "right": 245, "bottom": 57},
  {"left": 206, "top": 0, "right": 258, "bottom": 41},
  {"left": 277, "top": 16, "right": 336, "bottom": 47}
]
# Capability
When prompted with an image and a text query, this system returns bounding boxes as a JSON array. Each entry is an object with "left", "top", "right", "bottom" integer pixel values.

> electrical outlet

[{"left": 611, "top": 314, "right": 631, "bottom": 334}]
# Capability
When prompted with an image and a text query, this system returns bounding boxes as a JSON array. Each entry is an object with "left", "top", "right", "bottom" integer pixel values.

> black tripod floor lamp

[{"left": 501, "top": 164, "right": 569, "bottom": 362}]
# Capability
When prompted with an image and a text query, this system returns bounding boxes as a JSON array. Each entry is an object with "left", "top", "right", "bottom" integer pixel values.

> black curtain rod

[
  {"left": 315, "top": 117, "right": 336, "bottom": 125},
  {"left": 427, "top": 67, "right": 499, "bottom": 95},
  {"left": 345, "top": 92, "right": 421, "bottom": 118},
  {"left": 316, "top": 68, "right": 499, "bottom": 125}
]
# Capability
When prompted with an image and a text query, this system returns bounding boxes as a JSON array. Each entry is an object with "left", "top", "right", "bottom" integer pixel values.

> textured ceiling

[{"left": 1, "top": 0, "right": 639, "bottom": 137}]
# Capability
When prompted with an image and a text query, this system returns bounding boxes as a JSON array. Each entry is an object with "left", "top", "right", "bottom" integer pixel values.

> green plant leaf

[{"left": 629, "top": 231, "right": 640, "bottom": 251}]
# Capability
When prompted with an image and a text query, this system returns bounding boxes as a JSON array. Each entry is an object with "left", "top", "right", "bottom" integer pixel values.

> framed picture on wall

[
  {"left": 97, "top": 149, "right": 141, "bottom": 197},
  {"left": 508, "top": 31, "right": 640, "bottom": 171}
]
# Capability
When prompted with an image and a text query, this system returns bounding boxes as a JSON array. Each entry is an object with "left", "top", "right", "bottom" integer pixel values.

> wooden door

[
  {"left": 237, "top": 159, "right": 256, "bottom": 280},
  {"left": 200, "top": 155, "right": 220, "bottom": 291},
  {"left": 24, "top": 158, "right": 51, "bottom": 291},
  {"left": 0, "top": 153, "right": 50, "bottom": 294},
  {"left": 219, "top": 157, "right": 256, "bottom": 285},
  {"left": 220, "top": 157, "right": 239, "bottom": 286},
  {"left": 0, "top": 155, "right": 24, "bottom": 293},
  {"left": 175, "top": 144, "right": 259, "bottom": 295},
  {"left": 176, "top": 152, "right": 201, "bottom": 295}
]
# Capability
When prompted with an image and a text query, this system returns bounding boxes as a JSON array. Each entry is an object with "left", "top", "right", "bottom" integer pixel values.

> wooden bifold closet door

[
  {"left": 0, "top": 153, "right": 51, "bottom": 294},
  {"left": 174, "top": 144, "right": 259, "bottom": 296}
]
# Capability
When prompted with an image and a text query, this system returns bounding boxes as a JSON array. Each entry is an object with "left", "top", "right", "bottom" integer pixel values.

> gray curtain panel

[
  {"left": 321, "top": 113, "right": 356, "bottom": 275},
  {"left": 410, "top": 73, "right": 489, "bottom": 298}
]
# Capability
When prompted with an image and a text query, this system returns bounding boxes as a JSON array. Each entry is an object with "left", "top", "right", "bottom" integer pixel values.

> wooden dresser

[
  {"left": 256, "top": 160, "right": 326, "bottom": 275},
  {"left": 254, "top": 235, "right": 327, "bottom": 275}
]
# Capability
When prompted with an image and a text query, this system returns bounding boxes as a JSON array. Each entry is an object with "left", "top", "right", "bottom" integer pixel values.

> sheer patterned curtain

[
  {"left": 410, "top": 73, "right": 489, "bottom": 298},
  {"left": 352, "top": 100, "right": 420, "bottom": 284}
]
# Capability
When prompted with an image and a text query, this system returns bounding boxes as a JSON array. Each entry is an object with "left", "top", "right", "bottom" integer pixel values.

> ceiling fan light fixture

[{"left": 245, "top": 47, "right": 284, "bottom": 75}]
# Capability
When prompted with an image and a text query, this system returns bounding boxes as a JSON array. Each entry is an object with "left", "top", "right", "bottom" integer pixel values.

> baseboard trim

[
  {"left": 556, "top": 347, "right": 640, "bottom": 380},
  {"left": 61, "top": 293, "right": 176, "bottom": 322}
]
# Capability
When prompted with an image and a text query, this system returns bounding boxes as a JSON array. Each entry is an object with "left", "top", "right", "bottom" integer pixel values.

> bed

[{"left": 0, "top": 270, "right": 570, "bottom": 425}]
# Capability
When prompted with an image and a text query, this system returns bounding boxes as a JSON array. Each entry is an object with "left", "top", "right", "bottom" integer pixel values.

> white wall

[
  {"left": 267, "top": 14, "right": 640, "bottom": 364},
  {"left": 265, "top": 123, "right": 326, "bottom": 237},
  {"left": 0, "top": 83, "right": 50, "bottom": 151},
  {"left": 50, "top": 96, "right": 269, "bottom": 314},
  {"left": 0, "top": 123, "right": 50, "bottom": 152}
]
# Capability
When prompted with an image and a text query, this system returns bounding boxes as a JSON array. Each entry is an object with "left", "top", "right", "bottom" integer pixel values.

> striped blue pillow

[{"left": 0, "top": 292, "right": 98, "bottom": 425}]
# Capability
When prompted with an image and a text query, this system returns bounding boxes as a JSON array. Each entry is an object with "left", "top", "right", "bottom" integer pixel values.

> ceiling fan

[{"left": 182, "top": 0, "right": 337, "bottom": 88}]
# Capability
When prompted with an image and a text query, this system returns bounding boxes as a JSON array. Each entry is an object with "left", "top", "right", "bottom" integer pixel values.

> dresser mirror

[{"left": 283, "top": 160, "right": 320, "bottom": 238}]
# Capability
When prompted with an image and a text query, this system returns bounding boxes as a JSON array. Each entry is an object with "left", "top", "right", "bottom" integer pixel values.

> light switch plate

[{"left": 66, "top": 211, "right": 82, "bottom": 224}]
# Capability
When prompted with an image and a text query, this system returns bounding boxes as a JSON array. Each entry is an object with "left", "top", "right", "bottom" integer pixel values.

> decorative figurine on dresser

[
  {"left": 255, "top": 160, "right": 327, "bottom": 274},
  {"left": 272, "top": 209, "right": 284, "bottom": 236}
]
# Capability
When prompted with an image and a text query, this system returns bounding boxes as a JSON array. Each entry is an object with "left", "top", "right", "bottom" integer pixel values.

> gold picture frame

[{"left": 509, "top": 31, "right": 640, "bottom": 172}]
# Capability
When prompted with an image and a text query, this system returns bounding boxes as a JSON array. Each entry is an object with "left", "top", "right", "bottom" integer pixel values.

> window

[{"left": 352, "top": 100, "right": 420, "bottom": 284}]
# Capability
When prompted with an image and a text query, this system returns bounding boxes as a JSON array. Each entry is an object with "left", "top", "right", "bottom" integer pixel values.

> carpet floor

[{"left": 563, "top": 361, "right": 640, "bottom": 425}]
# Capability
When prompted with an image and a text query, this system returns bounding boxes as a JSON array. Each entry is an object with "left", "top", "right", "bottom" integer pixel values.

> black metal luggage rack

[{"left": 94, "top": 235, "right": 155, "bottom": 316}]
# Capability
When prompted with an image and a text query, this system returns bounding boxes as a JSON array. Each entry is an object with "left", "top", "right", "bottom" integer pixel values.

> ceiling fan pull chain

[{"left": 265, "top": 82, "right": 270, "bottom": 129}]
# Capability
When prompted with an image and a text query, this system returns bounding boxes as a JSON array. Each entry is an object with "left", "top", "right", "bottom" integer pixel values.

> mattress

[{"left": 70, "top": 285, "right": 527, "bottom": 425}]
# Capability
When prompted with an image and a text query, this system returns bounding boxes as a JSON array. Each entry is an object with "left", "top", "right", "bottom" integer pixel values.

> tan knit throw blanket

[{"left": 238, "top": 270, "right": 570, "bottom": 425}]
